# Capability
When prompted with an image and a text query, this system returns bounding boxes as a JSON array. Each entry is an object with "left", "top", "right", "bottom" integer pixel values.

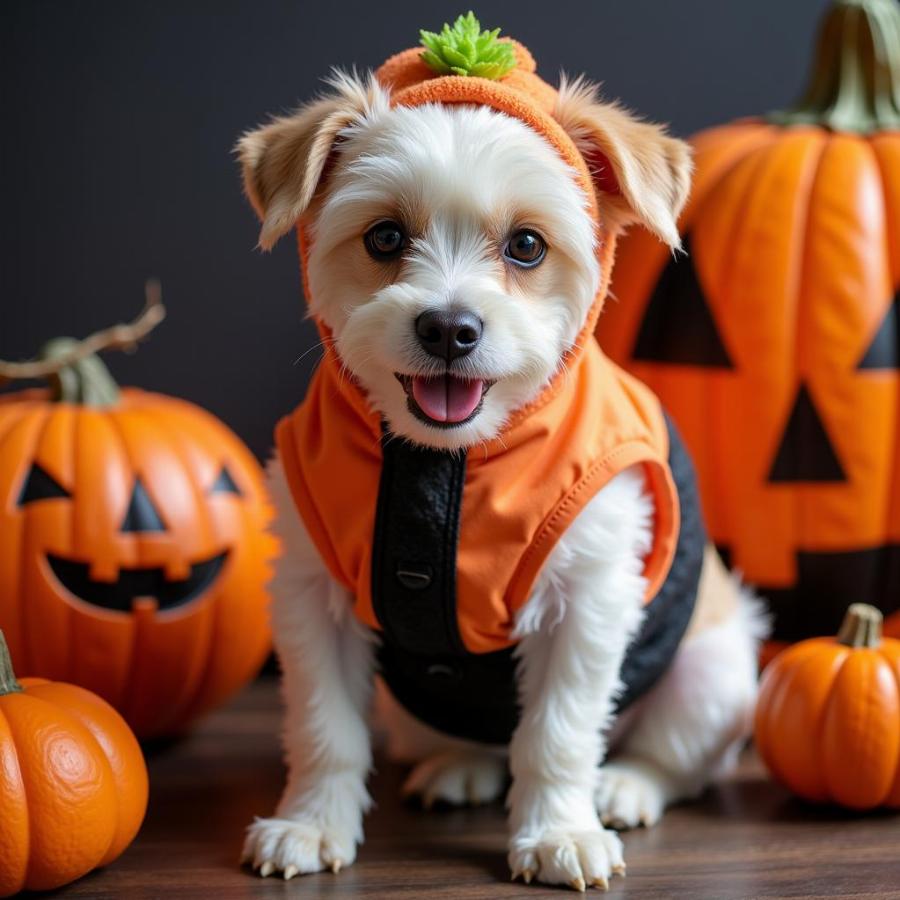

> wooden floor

[{"left": 54, "top": 678, "right": 900, "bottom": 899}]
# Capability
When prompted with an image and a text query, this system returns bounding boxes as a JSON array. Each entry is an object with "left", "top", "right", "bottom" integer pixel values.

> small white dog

[{"left": 238, "top": 37, "right": 763, "bottom": 891}]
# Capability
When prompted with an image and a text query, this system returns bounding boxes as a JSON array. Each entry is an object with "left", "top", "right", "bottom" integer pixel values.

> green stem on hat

[
  {"left": 768, "top": 0, "right": 900, "bottom": 133},
  {"left": 0, "top": 280, "right": 165, "bottom": 408},
  {"left": 0, "top": 631, "right": 23, "bottom": 696}
]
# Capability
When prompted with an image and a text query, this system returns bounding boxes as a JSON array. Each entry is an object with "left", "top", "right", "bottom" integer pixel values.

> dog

[{"left": 237, "top": 33, "right": 764, "bottom": 891}]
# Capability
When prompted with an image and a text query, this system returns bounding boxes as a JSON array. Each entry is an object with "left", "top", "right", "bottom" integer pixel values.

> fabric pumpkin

[
  {"left": 596, "top": 0, "right": 900, "bottom": 647},
  {"left": 0, "top": 321, "right": 276, "bottom": 738},
  {"left": 754, "top": 603, "right": 900, "bottom": 809},
  {"left": 0, "top": 630, "right": 148, "bottom": 896}
]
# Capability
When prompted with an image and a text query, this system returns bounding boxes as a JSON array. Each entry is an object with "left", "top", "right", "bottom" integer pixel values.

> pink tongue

[{"left": 411, "top": 375, "right": 484, "bottom": 423}]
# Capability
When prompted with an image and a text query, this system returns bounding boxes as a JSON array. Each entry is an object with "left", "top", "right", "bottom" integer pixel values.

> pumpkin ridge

[
  {"left": 155, "top": 411, "right": 240, "bottom": 725},
  {"left": 823, "top": 650, "right": 900, "bottom": 807},
  {"left": 683, "top": 126, "right": 785, "bottom": 239},
  {"left": 2, "top": 691, "right": 115, "bottom": 887},
  {"left": 122, "top": 408, "right": 221, "bottom": 734},
  {"left": 0, "top": 702, "right": 29, "bottom": 895}
]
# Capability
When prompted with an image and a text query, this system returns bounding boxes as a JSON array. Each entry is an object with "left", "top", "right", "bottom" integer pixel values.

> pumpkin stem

[
  {"left": 836, "top": 603, "right": 883, "bottom": 648},
  {"left": 0, "top": 631, "right": 23, "bottom": 696},
  {"left": 768, "top": 0, "right": 900, "bottom": 134},
  {"left": 0, "top": 280, "right": 166, "bottom": 407}
]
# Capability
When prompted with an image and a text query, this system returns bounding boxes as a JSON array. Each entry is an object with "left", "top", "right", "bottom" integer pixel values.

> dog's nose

[{"left": 415, "top": 309, "right": 483, "bottom": 362}]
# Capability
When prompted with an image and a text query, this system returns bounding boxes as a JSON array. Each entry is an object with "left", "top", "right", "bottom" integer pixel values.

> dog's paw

[
  {"left": 596, "top": 758, "right": 670, "bottom": 830},
  {"left": 402, "top": 750, "right": 507, "bottom": 808},
  {"left": 241, "top": 816, "right": 356, "bottom": 879},
  {"left": 509, "top": 826, "right": 625, "bottom": 891}
]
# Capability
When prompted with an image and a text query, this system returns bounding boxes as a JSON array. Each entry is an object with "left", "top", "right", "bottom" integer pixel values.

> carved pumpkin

[
  {"left": 755, "top": 604, "right": 900, "bottom": 809},
  {"left": 0, "top": 630, "right": 148, "bottom": 896},
  {"left": 597, "top": 0, "right": 900, "bottom": 647},
  {"left": 0, "top": 296, "right": 276, "bottom": 737}
]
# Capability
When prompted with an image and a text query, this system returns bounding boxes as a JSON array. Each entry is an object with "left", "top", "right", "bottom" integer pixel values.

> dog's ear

[
  {"left": 237, "top": 71, "right": 389, "bottom": 250},
  {"left": 554, "top": 77, "right": 692, "bottom": 250}
]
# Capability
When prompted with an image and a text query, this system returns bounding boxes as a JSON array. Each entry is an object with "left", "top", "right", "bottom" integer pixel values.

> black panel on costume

[{"left": 372, "top": 416, "right": 705, "bottom": 745}]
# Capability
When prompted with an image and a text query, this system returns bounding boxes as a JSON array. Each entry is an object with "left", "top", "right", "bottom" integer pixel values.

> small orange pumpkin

[
  {"left": 755, "top": 603, "right": 900, "bottom": 809},
  {"left": 0, "top": 629, "right": 148, "bottom": 896},
  {"left": 0, "top": 293, "right": 277, "bottom": 737}
]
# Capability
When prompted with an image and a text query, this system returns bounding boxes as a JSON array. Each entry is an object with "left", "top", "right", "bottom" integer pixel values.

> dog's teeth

[{"left": 259, "top": 861, "right": 275, "bottom": 878}]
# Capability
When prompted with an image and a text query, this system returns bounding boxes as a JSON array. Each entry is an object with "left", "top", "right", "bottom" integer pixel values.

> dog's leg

[
  {"left": 507, "top": 468, "right": 650, "bottom": 891},
  {"left": 597, "top": 563, "right": 766, "bottom": 830},
  {"left": 242, "top": 460, "right": 375, "bottom": 879}
]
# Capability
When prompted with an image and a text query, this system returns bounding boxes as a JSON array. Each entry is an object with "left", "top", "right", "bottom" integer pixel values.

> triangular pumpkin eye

[
  {"left": 121, "top": 478, "right": 166, "bottom": 533},
  {"left": 858, "top": 290, "right": 899, "bottom": 369},
  {"left": 209, "top": 466, "right": 242, "bottom": 496},
  {"left": 631, "top": 234, "right": 734, "bottom": 369},
  {"left": 768, "top": 384, "right": 846, "bottom": 483},
  {"left": 18, "top": 463, "right": 71, "bottom": 505}
]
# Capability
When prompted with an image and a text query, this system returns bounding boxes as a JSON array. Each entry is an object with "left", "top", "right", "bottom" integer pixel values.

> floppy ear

[
  {"left": 236, "top": 71, "right": 389, "bottom": 250},
  {"left": 554, "top": 77, "right": 692, "bottom": 250}
]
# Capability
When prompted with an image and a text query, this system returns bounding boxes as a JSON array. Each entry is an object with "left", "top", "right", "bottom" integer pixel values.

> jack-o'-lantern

[
  {"left": 597, "top": 0, "right": 900, "bottom": 649},
  {"left": 0, "top": 289, "right": 276, "bottom": 737}
]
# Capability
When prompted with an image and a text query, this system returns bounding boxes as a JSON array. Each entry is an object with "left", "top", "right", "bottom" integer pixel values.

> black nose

[{"left": 415, "top": 309, "right": 483, "bottom": 362}]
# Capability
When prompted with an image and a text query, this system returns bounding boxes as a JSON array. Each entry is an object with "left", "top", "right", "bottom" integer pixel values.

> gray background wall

[{"left": 1, "top": 0, "right": 829, "bottom": 459}]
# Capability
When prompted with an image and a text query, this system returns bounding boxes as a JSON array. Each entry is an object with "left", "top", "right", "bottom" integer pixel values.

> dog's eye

[
  {"left": 364, "top": 221, "right": 406, "bottom": 260},
  {"left": 504, "top": 230, "right": 546, "bottom": 268}
]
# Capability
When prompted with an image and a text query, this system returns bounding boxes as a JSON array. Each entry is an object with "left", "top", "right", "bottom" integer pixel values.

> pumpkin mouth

[{"left": 45, "top": 551, "right": 228, "bottom": 613}]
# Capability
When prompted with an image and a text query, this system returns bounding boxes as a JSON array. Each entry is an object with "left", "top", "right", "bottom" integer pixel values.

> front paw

[
  {"left": 509, "top": 826, "right": 625, "bottom": 891},
  {"left": 241, "top": 816, "right": 357, "bottom": 879}
]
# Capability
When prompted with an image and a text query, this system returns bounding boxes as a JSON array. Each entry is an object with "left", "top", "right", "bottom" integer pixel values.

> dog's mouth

[
  {"left": 46, "top": 551, "right": 228, "bottom": 613},
  {"left": 395, "top": 373, "right": 494, "bottom": 428}
]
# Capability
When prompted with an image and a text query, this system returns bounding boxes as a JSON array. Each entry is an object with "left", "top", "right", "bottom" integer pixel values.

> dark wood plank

[{"left": 50, "top": 679, "right": 900, "bottom": 899}]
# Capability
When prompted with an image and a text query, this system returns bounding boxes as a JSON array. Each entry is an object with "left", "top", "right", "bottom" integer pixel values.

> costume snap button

[
  {"left": 426, "top": 663, "right": 462, "bottom": 683},
  {"left": 396, "top": 563, "right": 432, "bottom": 591}
]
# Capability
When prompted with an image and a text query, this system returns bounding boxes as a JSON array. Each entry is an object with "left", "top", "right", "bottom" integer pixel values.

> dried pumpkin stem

[
  {"left": 768, "top": 0, "right": 900, "bottom": 134},
  {"left": 836, "top": 603, "right": 883, "bottom": 648},
  {"left": 0, "top": 631, "right": 23, "bottom": 696},
  {"left": 0, "top": 280, "right": 165, "bottom": 407}
]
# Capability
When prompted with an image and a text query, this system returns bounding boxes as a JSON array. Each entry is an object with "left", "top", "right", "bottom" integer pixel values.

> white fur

[{"left": 240, "top": 79, "right": 760, "bottom": 891}]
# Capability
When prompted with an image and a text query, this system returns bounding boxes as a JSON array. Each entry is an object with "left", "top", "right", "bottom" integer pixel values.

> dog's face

[{"left": 239, "top": 74, "right": 691, "bottom": 450}]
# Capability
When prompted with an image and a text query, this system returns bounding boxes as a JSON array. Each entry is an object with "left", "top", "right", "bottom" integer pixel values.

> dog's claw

[
  {"left": 331, "top": 859, "right": 342, "bottom": 874},
  {"left": 571, "top": 876, "right": 586, "bottom": 892},
  {"left": 259, "top": 861, "right": 275, "bottom": 878},
  {"left": 612, "top": 862, "right": 626, "bottom": 876},
  {"left": 523, "top": 869, "right": 534, "bottom": 884},
  {"left": 593, "top": 876, "right": 609, "bottom": 891},
  {"left": 283, "top": 865, "right": 298, "bottom": 881}
]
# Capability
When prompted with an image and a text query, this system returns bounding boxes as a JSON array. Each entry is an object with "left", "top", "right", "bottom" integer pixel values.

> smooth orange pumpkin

[
  {"left": 0, "top": 629, "right": 148, "bottom": 896},
  {"left": 597, "top": 0, "right": 900, "bottom": 648},
  {"left": 755, "top": 604, "right": 900, "bottom": 809},
  {"left": 0, "top": 310, "right": 277, "bottom": 738}
]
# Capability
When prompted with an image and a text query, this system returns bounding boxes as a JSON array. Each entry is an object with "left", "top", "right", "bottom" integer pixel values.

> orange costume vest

[{"left": 275, "top": 39, "right": 702, "bottom": 742}]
